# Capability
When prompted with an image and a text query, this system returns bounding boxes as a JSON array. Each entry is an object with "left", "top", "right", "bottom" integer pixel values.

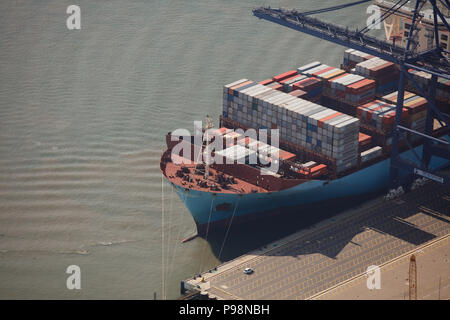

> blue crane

[{"left": 253, "top": 0, "right": 450, "bottom": 187}]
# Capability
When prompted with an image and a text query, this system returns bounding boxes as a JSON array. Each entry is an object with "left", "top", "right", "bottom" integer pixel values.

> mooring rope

[
  {"left": 218, "top": 196, "right": 241, "bottom": 261},
  {"left": 164, "top": 184, "right": 175, "bottom": 297},
  {"left": 198, "top": 197, "right": 215, "bottom": 274},
  {"left": 161, "top": 174, "right": 165, "bottom": 300},
  {"left": 167, "top": 189, "right": 188, "bottom": 284}
]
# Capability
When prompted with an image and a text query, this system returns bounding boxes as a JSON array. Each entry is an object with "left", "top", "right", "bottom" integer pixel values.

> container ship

[{"left": 160, "top": 49, "right": 450, "bottom": 235}]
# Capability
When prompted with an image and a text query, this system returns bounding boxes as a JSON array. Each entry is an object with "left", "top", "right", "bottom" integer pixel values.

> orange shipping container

[
  {"left": 358, "top": 132, "right": 371, "bottom": 147},
  {"left": 273, "top": 70, "right": 298, "bottom": 82},
  {"left": 310, "top": 164, "right": 328, "bottom": 177},
  {"left": 317, "top": 111, "right": 343, "bottom": 128},
  {"left": 321, "top": 69, "right": 345, "bottom": 81},
  {"left": 259, "top": 78, "right": 274, "bottom": 86},
  {"left": 228, "top": 80, "right": 253, "bottom": 94},
  {"left": 404, "top": 97, "right": 427, "bottom": 114},
  {"left": 313, "top": 66, "right": 335, "bottom": 77},
  {"left": 277, "top": 150, "right": 296, "bottom": 161},
  {"left": 346, "top": 79, "right": 376, "bottom": 94}
]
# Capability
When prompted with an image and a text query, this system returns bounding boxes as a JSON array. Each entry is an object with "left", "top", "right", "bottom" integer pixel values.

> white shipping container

[{"left": 297, "top": 61, "right": 321, "bottom": 73}]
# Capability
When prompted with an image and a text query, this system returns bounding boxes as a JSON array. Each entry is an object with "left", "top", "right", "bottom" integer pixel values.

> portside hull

[{"left": 168, "top": 142, "right": 450, "bottom": 234}]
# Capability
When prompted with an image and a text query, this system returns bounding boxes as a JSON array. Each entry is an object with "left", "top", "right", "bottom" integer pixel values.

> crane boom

[
  {"left": 252, "top": 1, "right": 450, "bottom": 188},
  {"left": 252, "top": 7, "right": 449, "bottom": 79}
]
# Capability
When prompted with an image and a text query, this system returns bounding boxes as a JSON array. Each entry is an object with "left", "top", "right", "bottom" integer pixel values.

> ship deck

[
  {"left": 183, "top": 176, "right": 450, "bottom": 300},
  {"left": 163, "top": 153, "right": 269, "bottom": 194}
]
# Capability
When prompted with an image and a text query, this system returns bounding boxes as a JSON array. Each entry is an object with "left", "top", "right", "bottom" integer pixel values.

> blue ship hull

[{"left": 169, "top": 141, "right": 449, "bottom": 233}]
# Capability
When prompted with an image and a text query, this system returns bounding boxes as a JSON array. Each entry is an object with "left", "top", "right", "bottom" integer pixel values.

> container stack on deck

[
  {"left": 222, "top": 74, "right": 361, "bottom": 174},
  {"left": 343, "top": 50, "right": 449, "bottom": 111},
  {"left": 277, "top": 67, "right": 324, "bottom": 102},
  {"left": 301, "top": 64, "right": 346, "bottom": 82},
  {"left": 322, "top": 72, "right": 376, "bottom": 114},
  {"left": 381, "top": 91, "right": 429, "bottom": 141},
  {"left": 342, "top": 49, "right": 374, "bottom": 70},
  {"left": 406, "top": 69, "right": 450, "bottom": 109},
  {"left": 354, "top": 57, "right": 399, "bottom": 95},
  {"left": 357, "top": 100, "right": 399, "bottom": 133},
  {"left": 220, "top": 47, "right": 449, "bottom": 178}
]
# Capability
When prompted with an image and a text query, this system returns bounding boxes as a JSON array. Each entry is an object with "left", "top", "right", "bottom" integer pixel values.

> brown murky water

[{"left": 0, "top": 0, "right": 375, "bottom": 299}]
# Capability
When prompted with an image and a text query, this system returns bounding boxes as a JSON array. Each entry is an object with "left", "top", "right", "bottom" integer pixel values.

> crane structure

[
  {"left": 409, "top": 254, "right": 418, "bottom": 300},
  {"left": 375, "top": 0, "right": 450, "bottom": 55},
  {"left": 253, "top": 0, "right": 450, "bottom": 188}
]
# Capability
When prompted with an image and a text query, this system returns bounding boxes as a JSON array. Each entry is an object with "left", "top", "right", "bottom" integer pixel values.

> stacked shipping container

[
  {"left": 342, "top": 49, "right": 374, "bottom": 69},
  {"left": 221, "top": 48, "right": 443, "bottom": 174},
  {"left": 406, "top": 69, "right": 450, "bottom": 107},
  {"left": 354, "top": 57, "right": 399, "bottom": 95},
  {"left": 222, "top": 78, "right": 361, "bottom": 173},
  {"left": 381, "top": 91, "right": 429, "bottom": 141},
  {"left": 360, "top": 146, "right": 383, "bottom": 163},
  {"left": 296, "top": 62, "right": 346, "bottom": 102},
  {"left": 357, "top": 100, "right": 408, "bottom": 133},
  {"left": 323, "top": 73, "right": 376, "bottom": 107}
]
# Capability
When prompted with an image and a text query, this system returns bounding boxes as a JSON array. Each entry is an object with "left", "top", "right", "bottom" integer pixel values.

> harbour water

[{"left": 0, "top": 0, "right": 378, "bottom": 299}]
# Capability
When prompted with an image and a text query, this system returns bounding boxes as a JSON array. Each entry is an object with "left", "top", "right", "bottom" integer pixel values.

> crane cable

[
  {"left": 300, "top": 0, "right": 371, "bottom": 16},
  {"left": 439, "top": 0, "right": 450, "bottom": 10}
]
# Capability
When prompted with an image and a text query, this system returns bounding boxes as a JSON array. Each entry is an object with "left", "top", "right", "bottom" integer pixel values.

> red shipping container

[
  {"left": 346, "top": 79, "right": 376, "bottom": 94},
  {"left": 293, "top": 77, "right": 321, "bottom": 91},
  {"left": 237, "top": 136, "right": 259, "bottom": 148},
  {"left": 312, "top": 66, "right": 335, "bottom": 77},
  {"left": 211, "top": 127, "right": 232, "bottom": 137},
  {"left": 370, "top": 62, "right": 396, "bottom": 78},
  {"left": 310, "top": 164, "right": 327, "bottom": 177},
  {"left": 358, "top": 132, "right": 371, "bottom": 147},
  {"left": 277, "top": 150, "right": 296, "bottom": 161},
  {"left": 292, "top": 78, "right": 312, "bottom": 88},
  {"left": 317, "top": 111, "right": 343, "bottom": 128},
  {"left": 289, "top": 89, "right": 307, "bottom": 98},
  {"left": 273, "top": 70, "right": 298, "bottom": 82},
  {"left": 259, "top": 78, "right": 274, "bottom": 86},
  {"left": 357, "top": 100, "right": 386, "bottom": 121}
]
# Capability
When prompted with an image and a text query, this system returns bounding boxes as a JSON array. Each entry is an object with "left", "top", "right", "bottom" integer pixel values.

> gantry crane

[{"left": 253, "top": 0, "right": 450, "bottom": 189}]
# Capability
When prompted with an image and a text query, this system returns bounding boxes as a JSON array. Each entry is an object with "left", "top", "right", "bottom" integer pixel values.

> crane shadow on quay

[{"left": 203, "top": 183, "right": 448, "bottom": 263}]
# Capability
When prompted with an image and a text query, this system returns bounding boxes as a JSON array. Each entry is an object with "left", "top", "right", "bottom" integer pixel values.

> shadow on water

[{"left": 205, "top": 192, "right": 382, "bottom": 262}]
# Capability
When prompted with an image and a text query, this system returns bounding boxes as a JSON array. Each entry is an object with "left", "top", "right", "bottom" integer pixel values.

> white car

[{"left": 243, "top": 268, "right": 254, "bottom": 274}]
